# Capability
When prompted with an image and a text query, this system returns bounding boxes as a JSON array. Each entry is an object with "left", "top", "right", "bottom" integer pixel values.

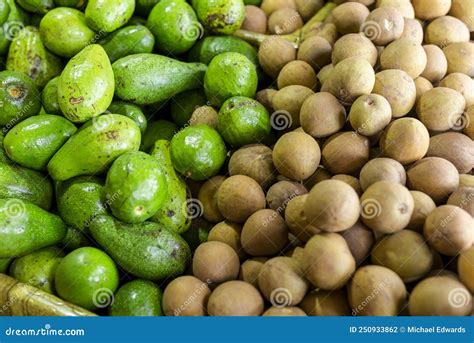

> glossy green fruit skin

[
  {"left": 56, "top": 176, "right": 107, "bottom": 232},
  {"left": 140, "top": 120, "right": 177, "bottom": 152},
  {"left": 4, "top": 115, "right": 77, "bottom": 170},
  {"left": 218, "top": 96, "right": 271, "bottom": 147},
  {"left": 204, "top": 52, "right": 257, "bottom": 107},
  {"left": 0, "top": 162, "right": 53, "bottom": 210},
  {"left": 16, "top": 0, "right": 54, "bottom": 14},
  {"left": 109, "top": 279, "right": 163, "bottom": 316},
  {"left": 170, "top": 89, "right": 207, "bottom": 127},
  {"left": 85, "top": 0, "right": 135, "bottom": 33},
  {"left": 59, "top": 226, "right": 92, "bottom": 251},
  {"left": 58, "top": 44, "right": 114, "bottom": 123},
  {"left": 0, "top": 0, "right": 29, "bottom": 56},
  {"left": 0, "top": 0, "right": 10, "bottom": 25},
  {"left": 195, "top": 0, "right": 245, "bottom": 34},
  {"left": 0, "top": 70, "right": 41, "bottom": 127},
  {"left": 9, "top": 247, "right": 64, "bottom": 294},
  {"left": 6, "top": 26, "right": 62, "bottom": 88},
  {"left": 113, "top": 53, "right": 207, "bottom": 105},
  {"left": 90, "top": 215, "right": 191, "bottom": 280},
  {"left": 0, "top": 198, "right": 66, "bottom": 258},
  {"left": 105, "top": 151, "right": 168, "bottom": 223},
  {"left": 107, "top": 101, "right": 147, "bottom": 134},
  {"left": 55, "top": 247, "right": 119, "bottom": 310},
  {"left": 100, "top": 25, "right": 154, "bottom": 63},
  {"left": 53, "top": 0, "right": 86, "bottom": 8},
  {"left": 147, "top": 0, "right": 200, "bottom": 55},
  {"left": 41, "top": 76, "right": 61, "bottom": 115},
  {"left": 0, "top": 257, "right": 12, "bottom": 273},
  {"left": 170, "top": 125, "right": 227, "bottom": 181},
  {"left": 47, "top": 114, "right": 141, "bottom": 181},
  {"left": 150, "top": 140, "right": 190, "bottom": 234},
  {"left": 0, "top": 130, "right": 7, "bottom": 162},
  {"left": 39, "top": 8, "right": 95, "bottom": 58}
]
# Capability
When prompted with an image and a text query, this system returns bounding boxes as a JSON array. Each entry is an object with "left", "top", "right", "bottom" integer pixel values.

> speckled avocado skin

[
  {"left": 100, "top": 25, "right": 154, "bottom": 63},
  {"left": 0, "top": 198, "right": 66, "bottom": 258},
  {"left": 194, "top": 0, "right": 245, "bottom": 34},
  {"left": 107, "top": 101, "right": 147, "bottom": 134},
  {"left": 58, "top": 44, "right": 114, "bottom": 123},
  {"left": 41, "top": 76, "right": 61, "bottom": 115},
  {"left": 109, "top": 279, "right": 163, "bottom": 316},
  {"left": 85, "top": 0, "right": 135, "bottom": 33},
  {"left": 89, "top": 215, "right": 191, "bottom": 280},
  {"left": 16, "top": 0, "right": 54, "bottom": 14}
]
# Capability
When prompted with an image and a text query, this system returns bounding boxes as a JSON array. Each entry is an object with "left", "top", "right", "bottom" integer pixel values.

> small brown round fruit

[
  {"left": 300, "top": 289, "right": 351, "bottom": 316},
  {"left": 332, "top": 34, "right": 377, "bottom": 66},
  {"left": 259, "top": 37, "right": 296, "bottom": 79},
  {"left": 414, "top": 76, "right": 433, "bottom": 102},
  {"left": 272, "top": 85, "right": 314, "bottom": 128},
  {"left": 400, "top": 17, "right": 423, "bottom": 44},
  {"left": 296, "top": 0, "right": 324, "bottom": 21},
  {"left": 427, "top": 132, "right": 474, "bottom": 174},
  {"left": 412, "top": 0, "right": 451, "bottom": 20},
  {"left": 380, "top": 39, "right": 427, "bottom": 78},
  {"left": 297, "top": 36, "right": 332, "bottom": 71},
  {"left": 263, "top": 306, "right": 307, "bottom": 316},
  {"left": 331, "top": 2, "right": 370, "bottom": 34},
  {"left": 317, "top": 64, "right": 334, "bottom": 86},
  {"left": 361, "top": 6, "right": 404, "bottom": 45},
  {"left": 266, "top": 180, "right": 307, "bottom": 214},
  {"left": 458, "top": 247, "right": 474, "bottom": 293},
  {"left": 277, "top": 60, "right": 317, "bottom": 89},
  {"left": 207, "top": 280, "right": 264, "bottom": 316},
  {"left": 193, "top": 241, "right": 240, "bottom": 284},
  {"left": 268, "top": 8, "right": 303, "bottom": 35},
  {"left": 349, "top": 94, "right": 392, "bottom": 136},
  {"left": 448, "top": 187, "right": 474, "bottom": 217},
  {"left": 261, "top": 0, "right": 297, "bottom": 16},
  {"left": 421, "top": 45, "right": 447, "bottom": 83},
  {"left": 255, "top": 89, "right": 277, "bottom": 112},
  {"left": 376, "top": 0, "right": 415, "bottom": 19},
  {"left": 465, "top": 105, "right": 474, "bottom": 140},
  {"left": 331, "top": 174, "right": 362, "bottom": 195},
  {"left": 241, "top": 5, "right": 267, "bottom": 33},
  {"left": 443, "top": 42, "right": 474, "bottom": 77},
  {"left": 162, "top": 276, "right": 211, "bottom": 316},
  {"left": 341, "top": 221, "right": 374, "bottom": 266},
  {"left": 198, "top": 175, "right": 226, "bottom": 223},
  {"left": 426, "top": 16, "right": 470, "bottom": 47},
  {"left": 439, "top": 73, "right": 474, "bottom": 107},
  {"left": 450, "top": 0, "right": 474, "bottom": 32},
  {"left": 359, "top": 158, "right": 406, "bottom": 191},
  {"left": 239, "top": 257, "right": 267, "bottom": 288},
  {"left": 322, "top": 132, "right": 369, "bottom": 175},
  {"left": 285, "top": 194, "right": 320, "bottom": 242},
  {"left": 406, "top": 190, "right": 436, "bottom": 231},
  {"left": 208, "top": 221, "right": 245, "bottom": 260},
  {"left": 190, "top": 105, "right": 218, "bottom": 129}
]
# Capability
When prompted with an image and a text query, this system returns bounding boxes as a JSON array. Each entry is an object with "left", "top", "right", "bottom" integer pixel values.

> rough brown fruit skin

[
  {"left": 408, "top": 276, "right": 472, "bottom": 316},
  {"left": 448, "top": 187, "right": 474, "bottom": 217},
  {"left": 414, "top": 76, "right": 433, "bottom": 102},
  {"left": 304, "top": 179, "right": 360, "bottom": 232},
  {"left": 423, "top": 205, "right": 473, "bottom": 256},
  {"left": 258, "top": 37, "right": 296, "bottom": 79},
  {"left": 263, "top": 307, "right": 307, "bottom": 316},
  {"left": 348, "top": 265, "right": 407, "bottom": 316},
  {"left": 190, "top": 106, "right": 218, "bottom": 129},
  {"left": 297, "top": 36, "right": 332, "bottom": 71},
  {"left": 376, "top": 0, "right": 415, "bottom": 19},
  {"left": 303, "top": 233, "right": 356, "bottom": 290},
  {"left": 331, "top": 174, "right": 362, "bottom": 195},
  {"left": 268, "top": 8, "right": 303, "bottom": 35},
  {"left": 412, "top": 0, "right": 451, "bottom": 20},
  {"left": 300, "top": 92, "right": 346, "bottom": 138},
  {"left": 380, "top": 39, "right": 427, "bottom": 79},
  {"left": 285, "top": 194, "right": 320, "bottom": 242},
  {"left": 362, "top": 6, "right": 404, "bottom": 46},
  {"left": 241, "top": 209, "right": 289, "bottom": 256},
  {"left": 360, "top": 181, "right": 414, "bottom": 234},
  {"left": 341, "top": 221, "right": 374, "bottom": 266},
  {"left": 272, "top": 85, "right": 314, "bottom": 128},
  {"left": 296, "top": 0, "right": 324, "bottom": 20},
  {"left": 162, "top": 276, "right": 211, "bottom": 316},
  {"left": 255, "top": 89, "right": 277, "bottom": 112},
  {"left": 349, "top": 94, "right": 392, "bottom": 137},
  {"left": 371, "top": 230, "right": 433, "bottom": 282},
  {"left": 322, "top": 132, "right": 369, "bottom": 175},
  {"left": 258, "top": 256, "right": 309, "bottom": 306},
  {"left": 192, "top": 241, "right": 240, "bottom": 285},
  {"left": 427, "top": 132, "right": 474, "bottom": 174},
  {"left": 439, "top": 73, "right": 474, "bottom": 107},
  {"left": 332, "top": 34, "right": 377, "bottom": 67},
  {"left": 216, "top": 175, "right": 266, "bottom": 223},
  {"left": 400, "top": 18, "right": 423, "bottom": 44},
  {"left": 443, "top": 42, "right": 474, "bottom": 77},
  {"left": 277, "top": 61, "right": 317, "bottom": 90},
  {"left": 425, "top": 16, "right": 470, "bottom": 48},
  {"left": 331, "top": 2, "right": 370, "bottom": 34},
  {"left": 273, "top": 131, "right": 320, "bottom": 181},
  {"left": 317, "top": 64, "right": 334, "bottom": 86},
  {"left": 407, "top": 157, "right": 460, "bottom": 204},
  {"left": 207, "top": 280, "right": 264, "bottom": 316},
  {"left": 208, "top": 221, "right": 245, "bottom": 260},
  {"left": 380, "top": 118, "right": 430, "bottom": 165},
  {"left": 261, "top": 0, "right": 297, "bottom": 16},
  {"left": 241, "top": 5, "right": 267, "bottom": 34},
  {"left": 421, "top": 45, "right": 447, "bottom": 83},
  {"left": 303, "top": 167, "right": 332, "bottom": 190},
  {"left": 266, "top": 180, "right": 307, "bottom": 214},
  {"left": 300, "top": 289, "right": 351, "bottom": 316},
  {"left": 198, "top": 175, "right": 226, "bottom": 223},
  {"left": 359, "top": 158, "right": 406, "bottom": 191},
  {"left": 406, "top": 190, "right": 437, "bottom": 231},
  {"left": 238, "top": 257, "right": 267, "bottom": 288},
  {"left": 458, "top": 247, "right": 474, "bottom": 293},
  {"left": 228, "top": 144, "right": 276, "bottom": 189}
]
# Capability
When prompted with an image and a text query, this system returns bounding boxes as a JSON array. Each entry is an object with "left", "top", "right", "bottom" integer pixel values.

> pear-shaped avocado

[
  {"left": 41, "top": 76, "right": 61, "bottom": 115},
  {"left": 58, "top": 44, "right": 114, "bottom": 123},
  {"left": 113, "top": 53, "right": 207, "bottom": 105},
  {"left": 89, "top": 215, "right": 191, "bottom": 280},
  {"left": 47, "top": 114, "right": 141, "bottom": 181},
  {"left": 194, "top": 0, "right": 245, "bottom": 35},
  {"left": 16, "top": 0, "right": 54, "bottom": 14},
  {"left": 0, "top": 198, "right": 66, "bottom": 258},
  {"left": 109, "top": 279, "right": 163, "bottom": 316},
  {"left": 6, "top": 26, "right": 62, "bottom": 88},
  {"left": 85, "top": 0, "right": 135, "bottom": 33}
]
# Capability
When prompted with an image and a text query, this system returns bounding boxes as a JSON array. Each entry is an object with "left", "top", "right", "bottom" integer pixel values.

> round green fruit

[
  {"left": 109, "top": 279, "right": 163, "bottom": 316},
  {"left": 195, "top": 0, "right": 245, "bottom": 35}
]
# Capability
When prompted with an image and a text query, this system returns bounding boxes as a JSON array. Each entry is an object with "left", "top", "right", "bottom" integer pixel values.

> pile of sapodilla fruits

[{"left": 166, "top": 0, "right": 474, "bottom": 317}]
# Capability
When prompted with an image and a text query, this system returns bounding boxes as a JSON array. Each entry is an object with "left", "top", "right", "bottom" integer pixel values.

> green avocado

[
  {"left": 0, "top": 0, "right": 10, "bottom": 25},
  {"left": 47, "top": 114, "right": 141, "bottom": 181},
  {"left": 56, "top": 176, "right": 107, "bottom": 232},
  {"left": 9, "top": 247, "right": 64, "bottom": 294},
  {"left": 140, "top": 119, "right": 177, "bottom": 152},
  {"left": 6, "top": 26, "right": 62, "bottom": 88},
  {"left": 194, "top": 0, "right": 245, "bottom": 35},
  {"left": 4, "top": 115, "right": 77, "bottom": 170},
  {"left": 150, "top": 140, "right": 190, "bottom": 234},
  {"left": 41, "top": 76, "right": 61, "bottom": 115},
  {"left": 170, "top": 125, "right": 227, "bottom": 181},
  {"left": 58, "top": 44, "right": 114, "bottom": 123},
  {"left": 16, "top": 0, "right": 54, "bottom": 14},
  {"left": 107, "top": 101, "right": 147, "bottom": 134},
  {"left": 204, "top": 52, "right": 258, "bottom": 107},
  {"left": 85, "top": 0, "right": 135, "bottom": 33},
  {"left": 59, "top": 226, "right": 92, "bottom": 251},
  {"left": 105, "top": 151, "right": 168, "bottom": 223},
  {"left": 53, "top": 0, "right": 86, "bottom": 8},
  {"left": 113, "top": 53, "right": 207, "bottom": 105},
  {"left": 218, "top": 96, "right": 271, "bottom": 147},
  {"left": 109, "top": 279, "right": 163, "bottom": 316},
  {"left": 0, "top": 198, "right": 66, "bottom": 258},
  {"left": 0, "top": 162, "right": 53, "bottom": 210},
  {"left": 0, "top": 257, "right": 12, "bottom": 273},
  {"left": 147, "top": 0, "right": 200, "bottom": 55},
  {"left": 39, "top": 7, "right": 95, "bottom": 57},
  {"left": 170, "top": 89, "right": 207, "bottom": 127},
  {"left": 0, "top": 70, "right": 41, "bottom": 127},
  {"left": 90, "top": 215, "right": 191, "bottom": 280},
  {"left": 99, "top": 25, "right": 154, "bottom": 63},
  {"left": 0, "top": 0, "right": 29, "bottom": 56},
  {"left": 55, "top": 247, "right": 119, "bottom": 310}
]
